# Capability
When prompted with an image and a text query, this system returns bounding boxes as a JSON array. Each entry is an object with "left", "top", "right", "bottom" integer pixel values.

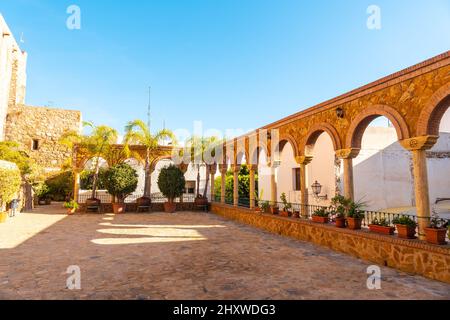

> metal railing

[
  {"left": 211, "top": 197, "right": 449, "bottom": 240},
  {"left": 77, "top": 192, "right": 198, "bottom": 204}
]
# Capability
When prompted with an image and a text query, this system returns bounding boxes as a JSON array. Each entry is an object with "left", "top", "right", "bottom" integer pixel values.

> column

[
  {"left": 400, "top": 136, "right": 438, "bottom": 240},
  {"left": 336, "top": 148, "right": 360, "bottom": 201},
  {"left": 270, "top": 163, "right": 278, "bottom": 207},
  {"left": 296, "top": 156, "right": 313, "bottom": 218},
  {"left": 232, "top": 165, "right": 240, "bottom": 207},
  {"left": 178, "top": 163, "right": 189, "bottom": 203},
  {"left": 219, "top": 164, "right": 227, "bottom": 204},
  {"left": 209, "top": 164, "right": 217, "bottom": 202},
  {"left": 249, "top": 165, "right": 257, "bottom": 209}
]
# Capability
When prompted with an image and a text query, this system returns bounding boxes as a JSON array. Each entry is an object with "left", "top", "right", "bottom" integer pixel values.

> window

[
  {"left": 32, "top": 139, "right": 39, "bottom": 151},
  {"left": 185, "top": 181, "right": 196, "bottom": 194},
  {"left": 293, "top": 168, "right": 301, "bottom": 191}
]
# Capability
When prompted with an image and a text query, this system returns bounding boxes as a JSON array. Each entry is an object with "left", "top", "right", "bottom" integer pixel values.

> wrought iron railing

[
  {"left": 211, "top": 197, "right": 449, "bottom": 240},
  {"left": 77, "top": 192, "right": 197, "bottom": 204}
]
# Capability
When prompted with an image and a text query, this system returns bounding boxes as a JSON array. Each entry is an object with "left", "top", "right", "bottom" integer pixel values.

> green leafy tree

[
  {"left": 157, "top": 164, "right": 185, "bottom": 203},
  {"left": 186, "top": 135, "right": 220, "bottom": 198},
  {"left": 103, "top": 163, "right": 138, "bottom": 203},
  {"left": 214, "top": 164, "right": 258, "bottom": 203},
  {"left": 0, "top": 168, "right": 22, "bottom": 210},
  {"left": 124, "top": 120, "right": 175, "bottom": 197},
  {"left": 61, "top": 121, "right": 118, "bottom": 199}
]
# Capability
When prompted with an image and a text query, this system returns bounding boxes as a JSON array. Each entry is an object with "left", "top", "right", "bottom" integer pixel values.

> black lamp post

[{"left": 311, "top": 181, "right": 327, "bottom": 200}]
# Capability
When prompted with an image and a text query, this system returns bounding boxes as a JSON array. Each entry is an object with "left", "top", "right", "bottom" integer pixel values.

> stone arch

[
  {"left": 278, "top": 133, "right": 300, "bottom": 158},
  {"left": 248, "top": 139, "right": 269, "bottom": 166},
  {"left": 149, "top": 155, "right": 173, "bottom": 172},
  {"left": 417, "top": 83, "right": 450, "bottom": 136},
  {"left": 345, "top": 105, "right": 410, "bottom": 149},
  {"left": 300, "top": 123, "right": 342, "bottom": 155}
]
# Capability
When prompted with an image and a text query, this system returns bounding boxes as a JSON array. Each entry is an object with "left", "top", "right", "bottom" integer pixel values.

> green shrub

[
  {"left": 313, "top": 207, "right": 329, "bottom": 217},
  {"left": 157, "top": 164, "right": 185, "bottom": 203},
  {"left": 0, "top": 167, "right": 22, "bottom": 210},
  {"left": 46, "top": 171, "right": 74, "bottom": 201},
  {"left": 80, "top": 168, "right": 108, "bottom": 190},
  {"left": 280, "top": 193, "right": 292, "bottom": 211},
  {"left": 35, "top": 183, "right": 50, "bottom": 200},
  {"left": 371, "top": 218, "right": 390, "bottom": 227},
  {"left": 64, "top": 200, "right": 79, "bottom": 210},
  {"left": 103, "top": 163, "right": 138, "bottom": 203},
  {"left": 392, "top": 216, "right": 417, "bottom": 227}
]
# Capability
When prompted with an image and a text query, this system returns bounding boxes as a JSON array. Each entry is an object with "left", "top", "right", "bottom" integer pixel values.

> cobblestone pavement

[{"left": 0, "top": 204, "right": 449, "bottom": 300}]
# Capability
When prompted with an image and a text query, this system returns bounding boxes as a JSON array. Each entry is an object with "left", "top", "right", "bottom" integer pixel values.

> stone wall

[
  {"left": 4, "top": 104, "right": 81, "bottom": 169},
  {"left": 0, "top": 14, "right": 27, "bottom": 141},
  {"left": 210, "top": 202, "right": 450, "bottom": 284}
]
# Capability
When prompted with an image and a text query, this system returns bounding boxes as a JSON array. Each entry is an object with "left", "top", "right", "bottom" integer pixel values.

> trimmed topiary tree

[
  {"left": 103, "top": 163, "right": 138, "bottom": 213},
  {"left": 157, "top": 164, "right": 185, "bottom": 213}
]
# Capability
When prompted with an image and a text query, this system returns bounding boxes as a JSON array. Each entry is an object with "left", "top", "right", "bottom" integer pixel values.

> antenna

[{"left": 147, "top": 86, "right": 151, "bottom": 133}]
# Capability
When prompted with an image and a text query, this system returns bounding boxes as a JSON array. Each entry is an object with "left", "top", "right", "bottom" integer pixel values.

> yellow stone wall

[{"left": 211, "top": 203, "right": 450, "bottom": 284}]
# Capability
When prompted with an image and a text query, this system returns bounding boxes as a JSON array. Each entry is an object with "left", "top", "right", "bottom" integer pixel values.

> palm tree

[
  {"left": 187, "top": 136, "right": 220, "bottom": 199},
  {"left": 61, "top": 121, "right": 118, "bottom": 200},
  {"left": 124, "top": 120, "right": 175, "bottom": 198}
]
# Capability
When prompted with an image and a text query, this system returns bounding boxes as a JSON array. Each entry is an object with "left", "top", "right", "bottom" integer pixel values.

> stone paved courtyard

[{"left": 0, "top": 204, "right": 449, "bottom": 300}]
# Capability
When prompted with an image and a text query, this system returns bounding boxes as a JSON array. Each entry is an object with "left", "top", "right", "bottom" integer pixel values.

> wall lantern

[
  {"left": 311, "top": 181, "right": 328, "bottom": 200},
  {"left": 336, "top": 107, "right": 345, "bottom": 119}
]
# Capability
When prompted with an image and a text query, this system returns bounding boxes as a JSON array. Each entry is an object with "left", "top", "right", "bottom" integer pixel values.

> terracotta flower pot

[
  {"left": 164, "top": 202, "right": 177, "bottom": 213},
  {"left": 136, "top": 196, "right": 151, "bottom": 207},
  {"left": 279, "top": 211, "right": 289, "bottom": 217},
  {"left": 67, "top": 208, "right": 76, "bottom": 215},
  {"left": 312, "top": 216, "right": 329, "bottom": 224},
  {"left": 270, "top": 207, "right": 279, "bottom": 215},
  {"left": 369, "top": 224, "right": 395, "bottom": 235},
  {"left": 347, "top": 217, "right": 362, "bottom": 230},
  {"left": 335, "top": 217, "right": 346, "bottom": 228},
  {"left": 292, "top": 211, "right": 300, "bottom": 218},
  {"left": 424, "top": 228, "right": 447, "bottom": 245},
  {"left": 0, "top": 212, "right": 7, "bottom": 223},
  {"left": 112, "top": 203, "right": 125, "bottom": 214},
  {"left": 396, "top": 224, "right": 416, "bottom": 239}
]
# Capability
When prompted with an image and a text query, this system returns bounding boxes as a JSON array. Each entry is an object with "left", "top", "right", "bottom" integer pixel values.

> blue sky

[{"left": 2, "top": 0, "right": 450, "bottom": 137}]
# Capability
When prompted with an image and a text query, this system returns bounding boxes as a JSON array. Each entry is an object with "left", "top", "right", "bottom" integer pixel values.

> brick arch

[
  {"left": 345, "top": 105, "right": 410, "bottom": 149},
  {"left": 149, "top": 155, "right": 173, "bottom": 171},
  {"left": 417, "top": 83, "right": 450, "bottom": 136},
  {"left": 248, "top": 142, "right": 269, "bottom": 166},
  {"left": 299, "top": 123, "right": 342, "bottom": 155}
]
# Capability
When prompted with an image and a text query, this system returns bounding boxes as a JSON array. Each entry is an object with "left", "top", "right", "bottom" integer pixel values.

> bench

[{"left": 136, "top": 205, "right": 151, "bottom": 213}]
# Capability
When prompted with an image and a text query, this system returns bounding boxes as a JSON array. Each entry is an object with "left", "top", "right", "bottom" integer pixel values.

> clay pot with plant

[
  {"left": 279, "top": 193, "right": 292, "bottom": 217},
  {"left": 424, "top": 211, "right": 448, "bottom": 245},
  {"left": 330, "top": 195, "right": 347, "bottom": 228},
  {"left": 157, "top": 165, "right": 186, "bottom": 213},
  {"left": 346, "top": 200, "right": 366, "bottom": 230},
  {"left": 393, "top": 216, "right": 417, "bottom": 239},
  {"left": 63, "top": 200, "right": 79, "bottom": 215},
  {"left": 369, "top": 218, "right": 395, "bottom": 235},
  {"left": 104, "top": 163, "right": 138, "bottom": 214},
  {"left": 312, "top": 207, "right": 330, "bottom": 224}
]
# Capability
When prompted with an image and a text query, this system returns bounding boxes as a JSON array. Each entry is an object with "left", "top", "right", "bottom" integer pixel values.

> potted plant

[
  {"left": 279, "top": 193, "right": 292, "bottom": 217},
  {"left": 64, "top": 200, "right": 79, "bottom": 214},
  {"left": 260, "top": 201, "right": 270, "bottom": 213},
  {"left": 393, "top": 216, "right": 417, "bottom": 239},
  {"left": 270, "top": 204, "right": 279, "bottom": 215},
  {"left": 330, "top": 195, "right": 347, "bottom": 228},
  {"left": 346, "top": 200, "right": 366, "bottom": 230},
  {"left": 157, "top": 164, "right": 186, "bottom": 213},
  {"left": 369, "top": 218, "right": 395, "bottom": 235},
  {"left": 36, "top": 183, "right": 51, "bottom": 205},
  {"left": 104, "top": 163, "right": 138, "bottom": 214},
  {"left": 424, "top": 211, "right": 448, "bottom": 245},
  {"left": 312, "top": 207, "right": 329, "bottom": 224}
]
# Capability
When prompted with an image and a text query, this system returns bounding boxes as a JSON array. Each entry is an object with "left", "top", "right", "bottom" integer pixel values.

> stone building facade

[
  {"left": 0, "top": 14, "right": 81, "bottom": 170},
  {"left": 4, "top": 105, "right": 81, "bottom": 169}
]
